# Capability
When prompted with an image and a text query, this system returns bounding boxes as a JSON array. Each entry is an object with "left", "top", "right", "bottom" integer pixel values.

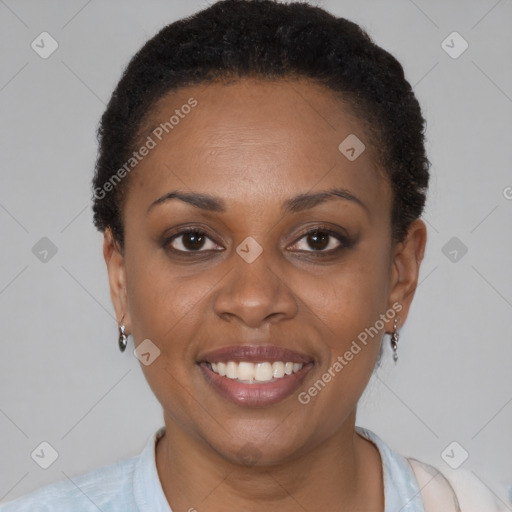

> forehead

[{"left": 128, "top": 78, "right": 390, "bottom": 217}]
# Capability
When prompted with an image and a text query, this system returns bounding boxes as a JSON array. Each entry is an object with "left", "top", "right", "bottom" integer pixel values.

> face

[{"left": 104, "top": 78, "right": 426, "bottom": 465}]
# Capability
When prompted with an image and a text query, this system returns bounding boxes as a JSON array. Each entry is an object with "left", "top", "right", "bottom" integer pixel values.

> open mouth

[
  {"left": 206, "top": 360, "right": 305, "bottom": 383},
  {"left": 197, "top": 345, "right": 314, "bottom": 406}
]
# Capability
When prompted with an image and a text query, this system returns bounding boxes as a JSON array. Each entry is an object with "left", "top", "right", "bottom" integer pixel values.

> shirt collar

[
  {"left": 356, "top": 426, "right": 425, "bottom": 512},
  {"left": 133, "top": 426, "right": 172, "bottom": 512}
]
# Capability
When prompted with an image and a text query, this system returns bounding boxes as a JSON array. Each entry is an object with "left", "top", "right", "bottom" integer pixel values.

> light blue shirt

[{"left": 0, "top": 426, "right": 425, "bottom": 511}]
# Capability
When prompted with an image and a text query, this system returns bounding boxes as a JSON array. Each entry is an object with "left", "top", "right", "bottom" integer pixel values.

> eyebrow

[{"left": 147, "top": 187, "right": 368, "bottom": 215}]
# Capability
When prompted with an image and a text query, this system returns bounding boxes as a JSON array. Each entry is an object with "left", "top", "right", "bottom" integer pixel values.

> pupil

[
  {"left": 184, "top": 232, "right": 204, "bottom": 250},
  {"left": 308, "top": 231, "right": 328, "bottom": 250}
]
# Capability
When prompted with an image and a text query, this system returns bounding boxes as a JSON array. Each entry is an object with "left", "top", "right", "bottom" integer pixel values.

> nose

[{"left": 213, "top": 248, "right": 299, "bottom": 328}]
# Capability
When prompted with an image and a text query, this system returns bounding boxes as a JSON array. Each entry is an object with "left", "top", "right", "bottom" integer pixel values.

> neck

[{"left": 155, "top": 412, "right": 384, "bottom": 511}]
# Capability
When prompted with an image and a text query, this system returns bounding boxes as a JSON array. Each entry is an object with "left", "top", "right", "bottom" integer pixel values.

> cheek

[
  {"left": 300, "top": 240, "right": 391, "bottom": 410},
  {"left": 126, "top": 261, "right": 212, "bottom": 342},
  {"left": 308, "top": 242, "right": 391, "bottom": 344},
  {"left": 123, "top": 255, "right": 217, "bottom": 422},
  {"left": 124, "top": 227, "right": 391, "bottom": 352}
]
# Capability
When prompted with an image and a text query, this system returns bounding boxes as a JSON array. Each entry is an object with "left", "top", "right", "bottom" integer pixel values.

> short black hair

[{"left": 92, "top": 0, "right": 430, "bottom": 247}]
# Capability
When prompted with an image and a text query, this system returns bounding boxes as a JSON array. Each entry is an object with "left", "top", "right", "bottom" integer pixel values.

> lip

[
  {"left": 199, "top": 361, "right": 313, "bottom": 406},
  {"left": 197, "top": 345, "right": 314, "bottom": 407},
  {"left": 197, "top": 345, "right": 313, "bottom": 364}
]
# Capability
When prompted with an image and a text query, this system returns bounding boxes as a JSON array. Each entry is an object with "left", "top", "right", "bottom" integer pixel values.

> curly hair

[{"left": 92, "top": 0, "right": 430, "bottom": 248}]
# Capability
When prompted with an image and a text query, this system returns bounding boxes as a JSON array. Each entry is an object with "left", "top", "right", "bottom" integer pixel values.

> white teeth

[
  {"left": 237, "top": 362, "right": 255, "bottom": 381},
  {"left": 272, "top": 361, "right": 285, "bottom": 378},
  {"left": 226, "top": 361, "right": 238, "bottom": 379},
  {"left": 209, "top": 361, "right": 304, "bottom": 382},
  {"left": 217, "top": 362, "right": 226, "bottom": 376},
  {"left": 255, "top": 362, "right": 273, "bottom": 382}
]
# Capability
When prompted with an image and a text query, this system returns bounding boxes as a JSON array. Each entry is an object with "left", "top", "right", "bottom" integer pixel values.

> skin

[{"left": 103, "top": 78, "right": 427, "bottom": 512}]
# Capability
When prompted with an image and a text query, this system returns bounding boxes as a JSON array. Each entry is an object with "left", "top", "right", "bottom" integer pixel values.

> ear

[
  {"left": 103, "top": 228, "right": 131, "bottom": 332},
  {"left": 385, "top": 219, "right": 427, "bottom": 333}
]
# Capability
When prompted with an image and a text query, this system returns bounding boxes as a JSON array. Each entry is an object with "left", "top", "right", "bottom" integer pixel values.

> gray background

[{"left": 1, "top": 0, "right": 511, "bottom": 505}]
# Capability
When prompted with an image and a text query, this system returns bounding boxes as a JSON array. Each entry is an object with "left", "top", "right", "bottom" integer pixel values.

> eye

[
  {"left": 289, "top": 227, "right": 349, "bottom": 253},
  {"left": 163, "top": 225, "right": 351, "bottom": 256},
  {"left": 165, "top": 228, "right": 221, "bottom": 253}
]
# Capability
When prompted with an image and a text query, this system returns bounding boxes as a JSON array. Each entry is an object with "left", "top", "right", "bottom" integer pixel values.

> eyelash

[{"left": 162, "top": 225, "right": 352, "bottom": 257}]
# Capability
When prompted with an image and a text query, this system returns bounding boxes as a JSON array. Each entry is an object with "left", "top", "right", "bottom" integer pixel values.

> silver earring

[
  {"left": 390, "top": 316, "right": 400, "bottom": 364},
  {"left": 118, "top": 324, "right": 128, "bottom": 352}
]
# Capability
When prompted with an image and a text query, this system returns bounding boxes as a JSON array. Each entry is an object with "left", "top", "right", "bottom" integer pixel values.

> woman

[{"left": 1, "top": 0, "right": 506, "bottom": 510}]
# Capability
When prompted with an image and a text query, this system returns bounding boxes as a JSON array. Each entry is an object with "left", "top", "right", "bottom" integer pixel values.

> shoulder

[
  {"left": 356, "top": 426, "right": 508, "bottom": 512},
  {"left": 408, "top": 458, "right": 509, "bottom": 512},
  {"left": 0, "top": 454, "right": 139, "bottom": 512}
]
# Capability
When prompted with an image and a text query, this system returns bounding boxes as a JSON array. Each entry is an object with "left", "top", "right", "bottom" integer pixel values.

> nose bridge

[{"left": 213, "top": 236, "right": 298, "bottom": 327}]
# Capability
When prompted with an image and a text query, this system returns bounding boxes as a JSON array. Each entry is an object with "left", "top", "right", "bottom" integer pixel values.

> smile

[
  {"left": 209, "top": 361, "right": 304, "bottom": 383},
  {"left": 198, "top": 345, "right": 314, "bottom": 406}
]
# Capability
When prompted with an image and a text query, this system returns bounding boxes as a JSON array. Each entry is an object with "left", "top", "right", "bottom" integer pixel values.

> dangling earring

[
  {"left": 118, "top": 324, "right": 128, "bottom": 352},
  {"left": 390, "top": 316, "right": 400, "bottom": 364}
]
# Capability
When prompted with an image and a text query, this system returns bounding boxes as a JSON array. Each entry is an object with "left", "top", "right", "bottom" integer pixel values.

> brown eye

[
  {"left": 166, "top": 229, "right": 220, "bottom": 253},
  {"left": 289, "top": 227, "right": 350, "bottom": 253},
  {"left": 305, "top": 231, "right": 331, "bottom": 251}
]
